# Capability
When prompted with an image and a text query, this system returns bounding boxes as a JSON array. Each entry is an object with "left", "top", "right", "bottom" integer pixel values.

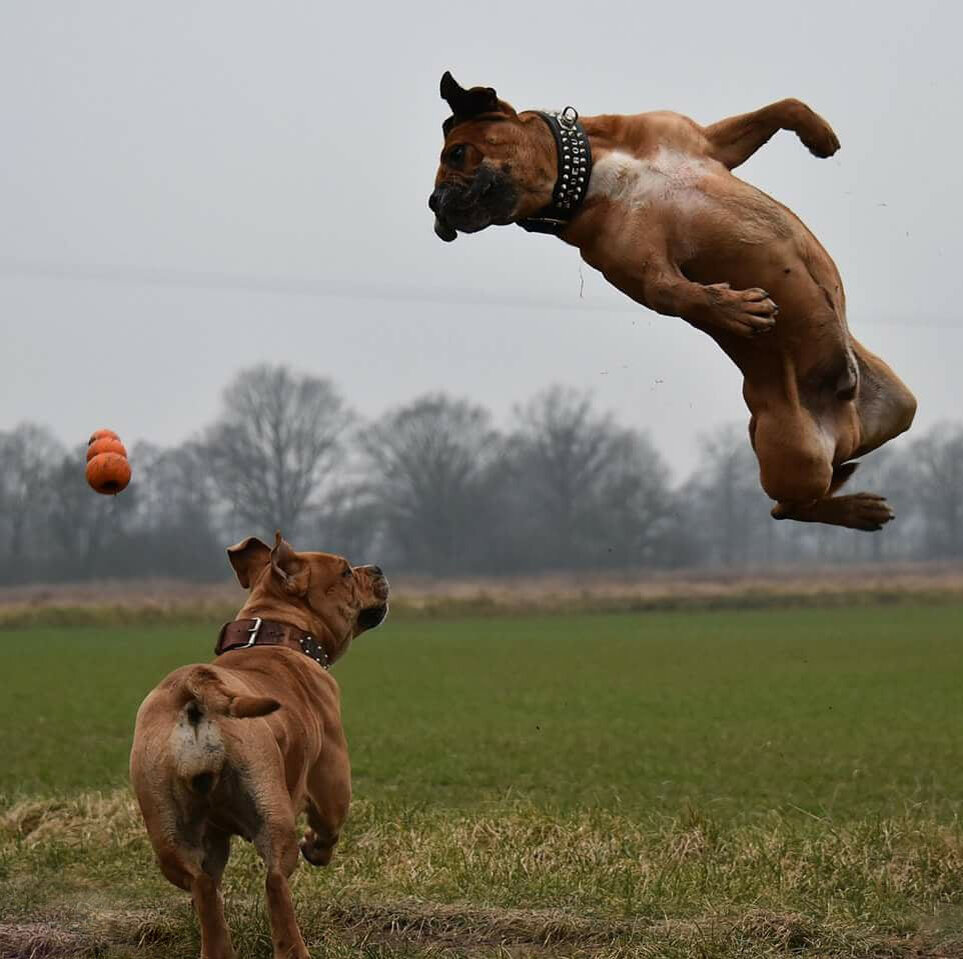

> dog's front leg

[
  {"left": 617, "top": 259, "right": 778, "bottom": 339},
  {"left": 704, "top": 99, "right": 840, "bottom": 169},
  {"left": 301, "top": 734, "right": 351, "bottom": 867}
]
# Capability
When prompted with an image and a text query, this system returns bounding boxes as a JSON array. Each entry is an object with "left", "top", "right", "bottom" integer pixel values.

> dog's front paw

[
  {"left": 300, "top": 829, "right": 336, "bottom": 867},
  {"left": 707, "top": 283, "right": 778, "bottom": 337},
  {"left": 795, "top": 106, "right": 841, "bottom": 158}
]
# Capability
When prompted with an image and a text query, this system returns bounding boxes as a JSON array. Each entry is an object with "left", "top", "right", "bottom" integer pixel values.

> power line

[{"left": 0, "top": 257, "right": 959, "bottom": 329}]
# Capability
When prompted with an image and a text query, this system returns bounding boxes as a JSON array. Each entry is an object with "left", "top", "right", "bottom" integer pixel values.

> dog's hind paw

[
  {"left": 832, "top": 492, "right": 895, "bottom": 531},
  {"left": 772, "top": 491, "right": 895, "bottom": 531}
]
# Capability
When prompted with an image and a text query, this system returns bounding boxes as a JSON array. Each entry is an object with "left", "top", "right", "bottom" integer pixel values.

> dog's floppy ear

[
  {"left": 441, "top": 71, "right": 498, "bottom": 117},
  {"left": 271, "top": 530, "right": 311, "bottom": 597},
  {"left": 227, "top": 537, "right": 271, "bottom": 589},
  {"left": 440, "top": 71, "right": 516, "bottom": 135}
]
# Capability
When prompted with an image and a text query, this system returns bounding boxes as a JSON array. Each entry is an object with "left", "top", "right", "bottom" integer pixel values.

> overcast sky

[{"left": 1, "top": 1, "right": 958, "bottom": 476}]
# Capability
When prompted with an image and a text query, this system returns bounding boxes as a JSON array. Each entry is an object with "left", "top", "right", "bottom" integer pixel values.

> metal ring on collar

[{"left": 558, "top": 106, "right": 579, "bottom": 128}]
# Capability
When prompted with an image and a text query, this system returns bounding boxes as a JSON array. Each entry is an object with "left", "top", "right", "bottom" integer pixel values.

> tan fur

[
  {"left": 432, "top": 86, "right": 917, "bottom": 530},
  {"left": 130, "top": 533, "right": 389, "bottom": 959}
]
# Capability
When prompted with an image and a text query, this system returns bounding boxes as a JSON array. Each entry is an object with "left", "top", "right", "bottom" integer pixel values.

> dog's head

[
  {"left": 227, "top": 532, "right": 389, "bottom": 664},
  {"left": 428, "top": 72, "right": 556, "bottom": 242}
]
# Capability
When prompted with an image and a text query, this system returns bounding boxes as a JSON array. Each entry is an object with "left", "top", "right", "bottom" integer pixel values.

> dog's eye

[
  {"left": 447, "top": 144, "right": 467, "bottom": 165},
  {"left": 341, "top": 567, "right": 353, "bottom": 578}
]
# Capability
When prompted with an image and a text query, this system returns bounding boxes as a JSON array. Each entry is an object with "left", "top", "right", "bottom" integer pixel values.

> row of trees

[{"left": 1, "top": 364, "right": 959, "bottom": 584}]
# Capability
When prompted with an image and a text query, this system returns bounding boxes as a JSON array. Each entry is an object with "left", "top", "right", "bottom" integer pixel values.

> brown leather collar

[{"left": 215, "top": 618, "right": 331, "bottom": 670}]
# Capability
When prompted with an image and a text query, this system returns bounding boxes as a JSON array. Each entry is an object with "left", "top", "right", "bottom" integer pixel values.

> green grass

[
  {"left": 4, "top": 605, "right": 963, "bottom": 817},
  {"left": 2, "top": 605, "right": 963, "bottom": 956}
]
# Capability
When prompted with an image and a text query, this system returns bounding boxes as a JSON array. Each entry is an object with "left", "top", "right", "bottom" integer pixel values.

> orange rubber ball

[
  {"left": 86, "top": 452, "right": 132, "bottom": 495},
  {"left": 85, "top": 428, "right": 131, "bottom": 495},
  {"left": 86, "top": 437, "right": 128, "bottom": 462}
]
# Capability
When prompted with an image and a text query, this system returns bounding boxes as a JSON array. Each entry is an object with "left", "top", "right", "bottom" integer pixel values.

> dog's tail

[
  {"left": 182, "top": 667, "right": 281, "bottom": 721},
  {"left": 173, "top": 666, "right": 280, "bottom": 796}
]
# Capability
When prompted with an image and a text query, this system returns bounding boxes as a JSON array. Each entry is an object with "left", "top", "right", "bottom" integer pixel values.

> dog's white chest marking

[{"left": 587, "top": 147, "right": 711, "bottom": 213}]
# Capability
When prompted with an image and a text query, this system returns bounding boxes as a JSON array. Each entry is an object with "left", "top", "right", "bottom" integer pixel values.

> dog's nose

[{"left": 428, "top": 191, "right": 441, "bottom": 213}]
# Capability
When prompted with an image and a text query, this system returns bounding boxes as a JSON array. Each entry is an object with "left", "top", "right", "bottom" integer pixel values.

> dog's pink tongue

[{"left": 434, "top": 216, "right": 457, "bottom": 242}]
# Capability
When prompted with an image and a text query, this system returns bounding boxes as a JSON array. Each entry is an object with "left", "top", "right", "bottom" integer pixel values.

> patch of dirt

[
  {"left": 329, "top": 898, "right": 646, "bottom": 949},
  {"left": 323, "top": 899, "right": 925, "bottom": 957},
  {"left": 0, "top": 907, "right": 184, "bottom": 959},
  {"left": 0, "top": 921, "right": 101, "bottom": 959},
  {"left": 1, "top": 903, "right": 958, "bottom": 959}
]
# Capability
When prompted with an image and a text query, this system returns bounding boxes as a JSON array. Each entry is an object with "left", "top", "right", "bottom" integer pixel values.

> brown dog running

[
  {"left": 429, "top": 74, "right": 916, "bottom": 531},
  {"left": 130, "top": 533, "right": 389, "bottom": 959}
]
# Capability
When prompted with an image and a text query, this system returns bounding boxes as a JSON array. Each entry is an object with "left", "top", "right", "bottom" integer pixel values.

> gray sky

[{"left": 1, "top": 1, "right": 959, "bottom": 477}]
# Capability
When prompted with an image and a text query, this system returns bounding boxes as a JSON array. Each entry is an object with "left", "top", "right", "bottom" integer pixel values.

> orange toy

[
  {"left": 86, "top": 436, "right": 127, "bottom": 462},
  {"left": 86, "top": 429, "right": 132, "bottom": 495}
]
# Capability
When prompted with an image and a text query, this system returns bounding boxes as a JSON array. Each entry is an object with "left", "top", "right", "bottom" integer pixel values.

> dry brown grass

[
  {"left": 5, "top": 791, "right": 963, "bottom": 956},
  {"left": 2, "top": 562, "right": 963, "bottom": 628}
]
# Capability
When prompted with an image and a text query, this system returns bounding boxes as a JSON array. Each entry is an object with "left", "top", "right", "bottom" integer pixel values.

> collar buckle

[
  {"left": 245, "top": 617, "right": 262, "bottom": 647},
  {"left": 558, "top": 105, "right": 578, "bottom": 129}
]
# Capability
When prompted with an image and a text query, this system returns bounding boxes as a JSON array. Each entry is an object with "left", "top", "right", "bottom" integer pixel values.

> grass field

[{"left": 2, "top": 605, "right": 963, "bottom": 956}]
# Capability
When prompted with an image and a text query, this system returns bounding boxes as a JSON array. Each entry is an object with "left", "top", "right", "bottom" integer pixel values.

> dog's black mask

[
  {"left": 429, "top": 164, "right": 518, "bottom": 242},
  {"left": 357, "top": 604, "right": 388, "bottom": 630}
]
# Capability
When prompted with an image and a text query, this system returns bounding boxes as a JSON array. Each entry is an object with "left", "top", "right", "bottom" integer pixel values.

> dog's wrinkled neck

[{"left": 509, "top": 112, "right": 560, "bottom": 218}]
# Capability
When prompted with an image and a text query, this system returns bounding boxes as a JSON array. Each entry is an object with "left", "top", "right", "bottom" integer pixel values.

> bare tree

[
  {"left": 358, "top": 394, "right": 501, "bottom": 574},
  {"left": 10, "top": 385, "right": 963, "bottom": 584},
  {"left": 203, "top": 365, "right": 349, "bottom": 539},
  {"left": 507, "top": 387, "right": 614, "bottom": 562},
  {"left": 682, "top": 425, "right": 768, "bottom": 567},
  {"left": 122, "top": 440, "right": 223, "bottom": 577},
  {"left": 904, "top": 423, "right": 963, "bottom": 558},
  {"left": 504, "top": 387, "right": 673, "bottom": 569},
  {"left": 0, "top": 423, "right": 64, "bottom": 577},
  {"left": 43, "top": 444, "right": 138, "bottom": 578},
  {"left": 591, "top": 428, "right": 677, "bottom": 567}
]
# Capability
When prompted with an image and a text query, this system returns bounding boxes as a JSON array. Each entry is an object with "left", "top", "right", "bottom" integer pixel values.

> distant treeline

[{"left": 1, "top": 364, "right": 960, "bottom": 584}]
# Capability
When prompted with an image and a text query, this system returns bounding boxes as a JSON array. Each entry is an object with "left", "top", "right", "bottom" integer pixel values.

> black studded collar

[
  {"left": 215, "top": 618, "right": 331, "bottom": 670},
  {"left": 517, "top": 107, "right": 593, "bottom": 236}
]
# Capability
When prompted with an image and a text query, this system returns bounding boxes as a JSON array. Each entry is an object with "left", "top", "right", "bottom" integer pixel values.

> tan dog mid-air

[
  {"left": 429, "top": 73, "right": 916, "bottom": 530},
  {"left": 130, "top": 533, "right": 389, "bottom": 959}
]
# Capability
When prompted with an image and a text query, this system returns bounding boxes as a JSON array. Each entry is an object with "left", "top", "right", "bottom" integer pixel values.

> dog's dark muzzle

[
  {"left": 356, "top": 565, "right": 389, "bottom": 630},
  {"left": 358, "top": 604, "right": 388, "bottom": 629},
  {"left": 429, "top": 167, "right": 516, "bottom": 243},
  {"left": 429, "top": 186, "right": 462, "bottom": 242}
]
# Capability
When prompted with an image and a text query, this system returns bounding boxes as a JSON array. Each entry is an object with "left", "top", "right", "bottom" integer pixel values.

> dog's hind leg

[
  {"left": 750, "top": 408, "right": 835, "bottom": 507},
  {"left": 849, "top": 338, "right": 917, "bottom": 458},
  {"left": 758, "top": 442, "right": 898, "bottom": 530},
  {"left": 256, "top": 816, "right": 310, "bottom": 959},
  {"left": 153, "top": 835, "right": 235, "bottom": 959},
  {"left": 770, "top": 459, "right": 895, "bottom": 530},
  {"left": 751, "top": 408, "right": 895, "bottom": 531},
  {"left": 704, "top": 99, "right": 840, "bottom": 169},
  {"left": 771, "top": 489, "right": 895, "bottom": 530},
  {"left": 192, "top": 871, "right": 235, "bottom": 959}
]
